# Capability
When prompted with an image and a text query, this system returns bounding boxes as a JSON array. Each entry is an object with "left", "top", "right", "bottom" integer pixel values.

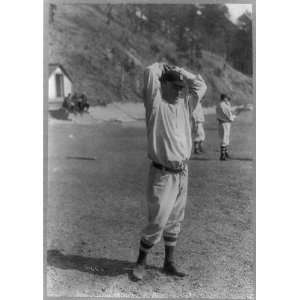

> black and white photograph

[{"left": 45, "top": 0, "right": 255, "bottom": 298}]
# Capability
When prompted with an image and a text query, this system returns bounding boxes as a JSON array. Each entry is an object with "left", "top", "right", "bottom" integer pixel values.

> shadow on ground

[
  {"left": 66, "top": 156, "right": 97, "bottom": 161},
  {"left": 47, "top": 249, "right": 135, "bottom": 277},
  {"left": 230, "top": 157, "right": 253, "bottom": 161},
  {"left": 190, "top": 155, "right": 253, "bottom": 162},
  {"left": 47, "top": 249, "right": 160, "bottom": 281},
  {"left": 49, "top": 109, "right": 70, "bottom": 121},
  {"left": 190, "top": 155, "right": 215, "bottom": 161}
]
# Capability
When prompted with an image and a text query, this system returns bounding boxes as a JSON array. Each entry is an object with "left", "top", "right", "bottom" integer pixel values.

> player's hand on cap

[
  {"left": 162, "top": 63, "right": 173, "bottom": 74},
  {"left": 172, "top": 66, "right": 182, "bottom": 74}
]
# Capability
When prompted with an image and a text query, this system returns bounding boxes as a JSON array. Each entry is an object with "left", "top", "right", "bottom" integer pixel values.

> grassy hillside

[{"left": 48, "top": 3, "right": 253, "bottom": 106}]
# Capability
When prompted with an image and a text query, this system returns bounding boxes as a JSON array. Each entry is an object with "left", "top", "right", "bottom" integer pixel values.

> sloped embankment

[{"left": 48, "top": 4, "right": 253, "bottom": 106}]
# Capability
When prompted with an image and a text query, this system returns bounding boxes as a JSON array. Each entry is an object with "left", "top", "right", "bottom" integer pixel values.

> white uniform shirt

[
  {"left": 143, "top": 63, "right": 207, "bottom": 169},
  {"left": 192, "top": 101, "right": 205, "bottom": 123},
  {"left": 216, "top": 100, "right": 235, "bottom": 123}
]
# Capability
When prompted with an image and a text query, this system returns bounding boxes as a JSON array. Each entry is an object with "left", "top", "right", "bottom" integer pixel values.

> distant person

[
  {"left": 81, "top": 93, "right": 90, "bottom": 112},
  {"left": 69, "top": 98, "right": 76, "bottom": 113},
  {"left": 191, "top": 101, "right": 206, "bottom": 154},
  {"left": 62, "top": 93, "right": 75, "bottom": 113},
  {"left": 77, "top": 95, "right": 83, "bottom": 113},
  {"left": 216, "top": 93, "right": 236, "bottom": 160},
  {"left": 132, "top": 62, "right": 207, "bottom": 280},
  {"left": 73, "top": 93, "right": 89, "bottom": 113},
  {"left": 71, "top": 93, "right": 79, "bottom": 114}
]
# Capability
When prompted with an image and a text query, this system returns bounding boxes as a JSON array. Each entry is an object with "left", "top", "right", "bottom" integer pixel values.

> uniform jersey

[
  {"left": 216, "top": 100, "right": 235, "bottom": 122},
  {"left": 143, "top": 63, "right": 207, "bottom": 170},
  {"left": 191, "top": 101, "right": 205, "bottom": 123}
]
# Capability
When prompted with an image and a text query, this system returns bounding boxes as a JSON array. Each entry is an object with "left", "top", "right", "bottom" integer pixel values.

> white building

[{"left": 48, "top": 64, "right": 73, "bottom": 103}]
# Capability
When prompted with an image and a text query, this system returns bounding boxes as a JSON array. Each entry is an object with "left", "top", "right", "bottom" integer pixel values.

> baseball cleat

[
  {"left": 131, "top": 263, "right": 146, "bottom": 281},
  {"left": 162, "top": 261, "right": 187, "bottom": 277}
]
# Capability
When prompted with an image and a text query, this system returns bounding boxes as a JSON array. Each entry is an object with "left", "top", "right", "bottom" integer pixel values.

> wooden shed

[{"left": 48, "top": 64, "right": 73, "bottom": 102}]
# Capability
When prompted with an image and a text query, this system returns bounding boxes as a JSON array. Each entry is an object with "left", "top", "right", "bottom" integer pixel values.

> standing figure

[
  {"left": 132, "top": 62, "right": 207, "bottom": 280},
  {"left": 71, "top": 93, "right": 79, "bottom": 114},
  {"left": 81, "top": 94, "right": 90, "bottom": 112},
  {"left": 216, "top": 93, "right": 236, "bottom": 160},
  {"left": 62, "top": 93, "right": 75, "bottom": 113},
  {"left": 191, "top": 101, "right": 206, "bottom": 154}
]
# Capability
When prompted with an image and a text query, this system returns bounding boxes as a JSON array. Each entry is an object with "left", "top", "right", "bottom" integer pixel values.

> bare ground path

[{"left": 46, "top": 112, "right": 255, "bottom": 298}]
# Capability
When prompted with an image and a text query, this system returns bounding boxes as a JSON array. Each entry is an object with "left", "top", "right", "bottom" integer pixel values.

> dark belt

[
  {"left": 152, "top": 161, "right": 186, "bottom": 174},
  {"left": 218, "top": 119, "right": 229, "bottom": 123}
]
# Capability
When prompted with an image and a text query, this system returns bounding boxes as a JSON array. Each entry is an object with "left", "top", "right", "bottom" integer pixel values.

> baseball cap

[
  {"left": 220, "top": 93, "right": 231, "bottom": 100},
  {"left": 160, "top": 70, "right": 185, "bottom": 87}
]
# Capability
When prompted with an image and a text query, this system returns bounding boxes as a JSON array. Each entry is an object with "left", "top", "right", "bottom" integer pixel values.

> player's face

[{"left": 161, "top": 81, "right": 184, "bottom": 104}]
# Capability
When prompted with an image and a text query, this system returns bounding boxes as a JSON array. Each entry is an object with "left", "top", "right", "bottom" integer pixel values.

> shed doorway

[{"left": 55, "top": 73, "right": 64, "bottom": 97}]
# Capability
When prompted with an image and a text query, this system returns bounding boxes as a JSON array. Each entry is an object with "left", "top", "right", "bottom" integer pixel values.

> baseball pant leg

[
  {"left": 141, "top": 164, "right": 181, "bottom": 245},
  {"left": 194, "top": 122, "right": 205, "bottom": 142},
  {"left": 223, "top": 122, "right": 231, "bottom": 146},
  {"left": 218, "top": 121, "right": 224, "bottom": 146},
  {"left": 218, "top": 122, "right": 231, "bottom": 146},
  {"left": 197, "top": 122, "right": 205, "bottom": 142},
  {"left": 163, "top": 168, "right": 188, "bottom": 246}
]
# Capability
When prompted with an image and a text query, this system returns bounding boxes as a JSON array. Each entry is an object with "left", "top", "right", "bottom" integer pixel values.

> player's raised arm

[
  {"left": 177, "top": 67, "right": 207, "bottom": 111},
  {"left": 143, "top": 63, "right": 166, "bottom": 113}
]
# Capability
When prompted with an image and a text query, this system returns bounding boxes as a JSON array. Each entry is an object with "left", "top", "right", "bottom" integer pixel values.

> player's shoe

[
  {"left": 220, "top": 153, "right": 227, "bottom": 160},
  {"left": 132, "top": 263, "right": 146, "bottom": 281},
  {"left": 225, "top": 150, "right": 231, "bottom": 160},
  {"left": 162, "top": 261, "right": 187, "bottom": 277},
  {"left": 198, "top": 143, "right": 206, "bottom": 153}
]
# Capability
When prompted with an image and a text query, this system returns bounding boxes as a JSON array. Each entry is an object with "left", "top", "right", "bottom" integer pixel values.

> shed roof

[{"left": 48, "top": 64, "right": 73, "bottom": 82}]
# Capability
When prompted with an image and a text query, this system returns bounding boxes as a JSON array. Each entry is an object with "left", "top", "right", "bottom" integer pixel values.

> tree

[
  {"left": 106, "top": 4, "right": 113, "bottom": 26},
  {"left": 196, "top": 4, "right": 233, "bottom": 56},
  {"left": 229, "top": 12, "right": 253, "bottom": 75},
  {"left": 49, "top": 3, "right": 57, "bottom": 24}
]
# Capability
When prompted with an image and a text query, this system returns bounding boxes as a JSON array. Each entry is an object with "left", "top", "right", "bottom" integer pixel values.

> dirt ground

[{"left": 46, "top": 110, "right": 255, "bottom": 299}]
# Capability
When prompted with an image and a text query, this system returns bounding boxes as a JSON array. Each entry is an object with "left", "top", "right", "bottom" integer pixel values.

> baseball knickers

[{"left": 141, "top": 163, "right": 188, "bottom": 246}]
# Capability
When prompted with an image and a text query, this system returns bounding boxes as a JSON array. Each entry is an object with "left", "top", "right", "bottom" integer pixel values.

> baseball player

[
  {"left": 216, "top": 93, "right": 235, "bottom": 160},
  {"left": 132, "top": 62, "right": 207, "bottom": 280},
  {"left": 191, "top": 101, "right": 206, "bottom": 154}
]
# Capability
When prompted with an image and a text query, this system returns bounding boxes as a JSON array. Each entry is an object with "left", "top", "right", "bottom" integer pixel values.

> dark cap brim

[{"left": 172, "top": 81, "right": 185, "bottom": 88}]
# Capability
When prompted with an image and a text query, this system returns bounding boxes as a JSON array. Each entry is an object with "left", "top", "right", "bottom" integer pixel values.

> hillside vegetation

[{"left": 48, "top": 3, "right": 253, "bottom": 107}]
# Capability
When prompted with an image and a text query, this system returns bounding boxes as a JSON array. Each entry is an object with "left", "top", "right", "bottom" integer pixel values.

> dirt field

[{"left": 46, "top": 110, "right": 255, "bottom": 299}]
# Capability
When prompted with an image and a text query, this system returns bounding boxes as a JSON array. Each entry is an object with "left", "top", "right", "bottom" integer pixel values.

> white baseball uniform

[
  {"left": 216, "top": 100, "right": 235, "bottom": 147},
  {"left": 141, "top": 63, "right": 207, "bottom": 247}
]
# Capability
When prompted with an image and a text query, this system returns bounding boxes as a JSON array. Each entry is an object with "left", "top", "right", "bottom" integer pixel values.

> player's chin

[
  {"left": 175, "top": 93, "right": 183, "bottom": 101},
  {"left": 171, "top": 95, "right": 180, "bottom": 103},
  {"left": 167, "top": 94, "right": 180, "bottom": 104}
]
